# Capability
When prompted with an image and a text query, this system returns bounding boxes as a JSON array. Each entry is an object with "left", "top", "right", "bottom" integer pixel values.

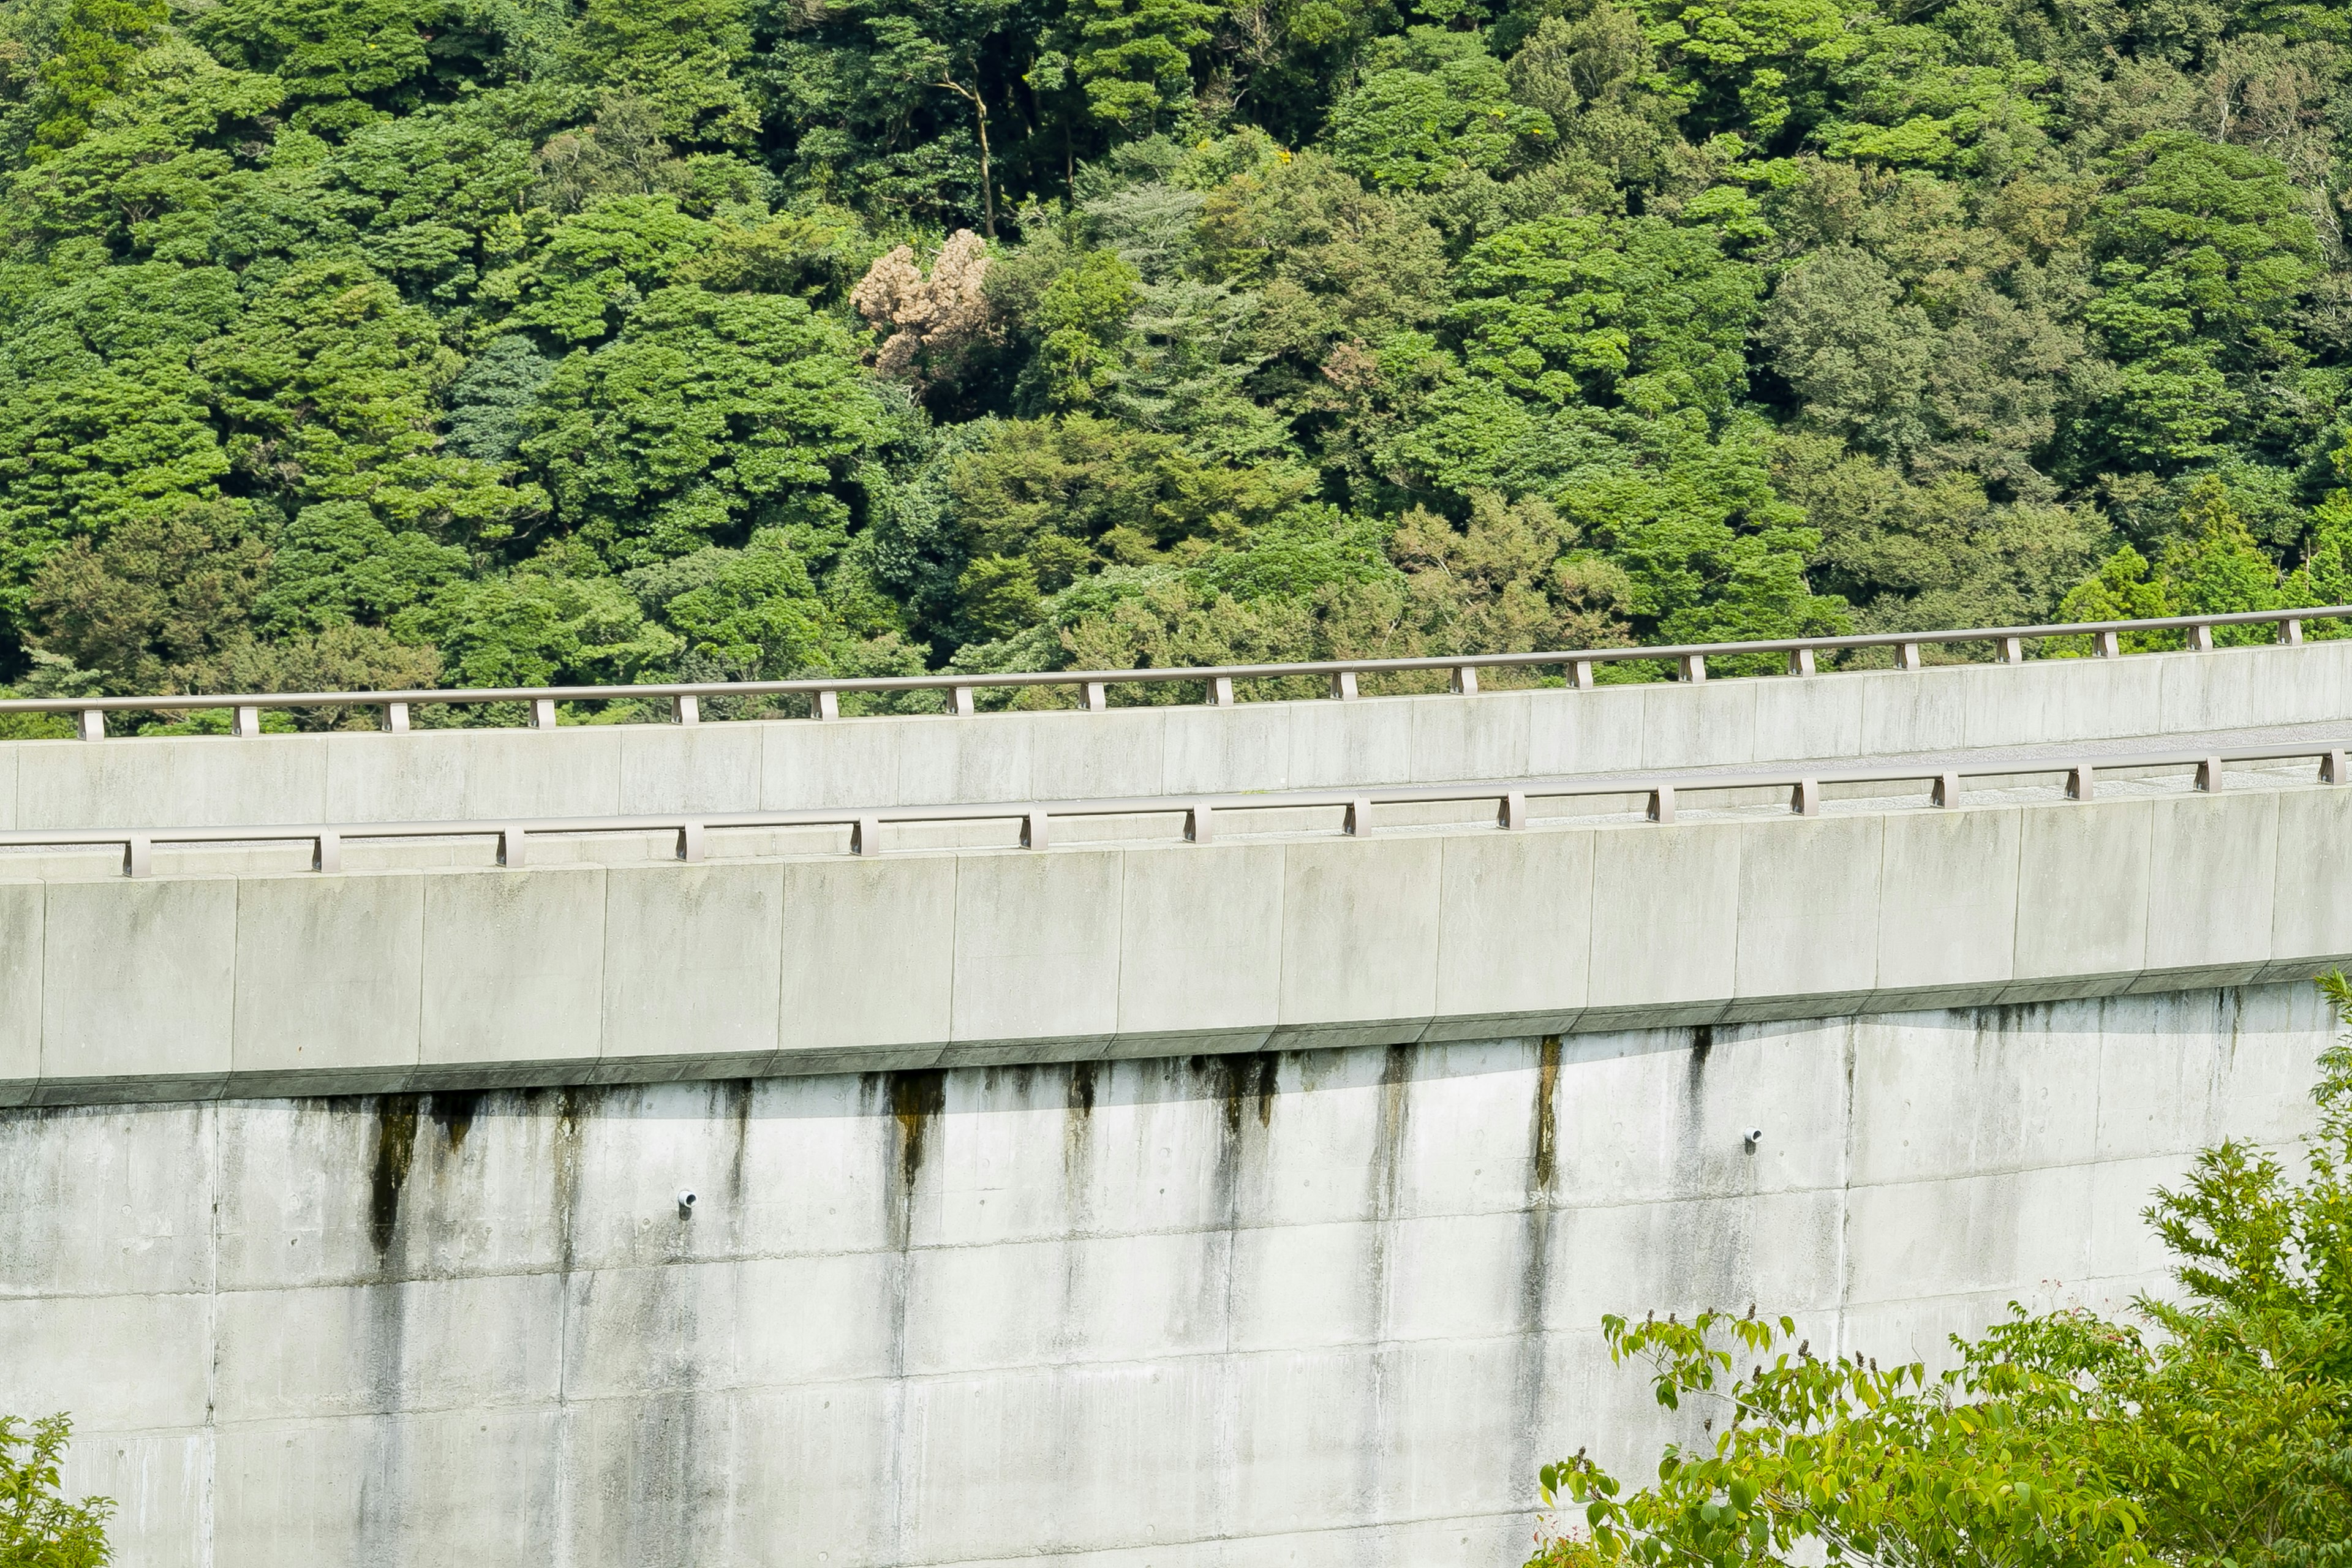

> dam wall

[{"left": 1, "top": 984, "right": 2331, "bottom": 1568}]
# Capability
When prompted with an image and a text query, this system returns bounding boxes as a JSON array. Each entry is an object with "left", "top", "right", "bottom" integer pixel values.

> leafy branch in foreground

[{"left": 0, "top": 1414, "right": 113, "bottom": 1568}]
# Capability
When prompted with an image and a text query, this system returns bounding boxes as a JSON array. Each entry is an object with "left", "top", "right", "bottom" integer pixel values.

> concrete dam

[{"left": 1, "top": 628, "right": 2346, "bottom": 1567}]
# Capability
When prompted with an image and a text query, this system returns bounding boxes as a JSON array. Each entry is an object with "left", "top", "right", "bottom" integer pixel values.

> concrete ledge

[
  {"left": 8, "top": 782, "right": 2351, "bottom": 1106},
  {"left": 6, "top": 643, "right": 2351, "bottom": 832}
]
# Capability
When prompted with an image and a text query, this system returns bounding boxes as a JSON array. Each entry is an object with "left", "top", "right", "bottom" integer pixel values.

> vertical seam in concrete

[{"left": 200, "top": 1097, "right": 221, "bottom": 1568}]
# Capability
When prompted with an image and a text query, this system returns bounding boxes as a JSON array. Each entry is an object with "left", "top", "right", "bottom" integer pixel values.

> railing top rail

[
  {"left": 2, "top": 739, "right": 2339, "bottom": 861},
  {"left": 0, "top": 606, "right": 2343, "bottom": 718}
]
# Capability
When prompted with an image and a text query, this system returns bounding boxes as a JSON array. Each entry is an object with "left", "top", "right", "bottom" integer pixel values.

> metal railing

[
  {"left": 0, "top": 606, "right": 2345, "bottom": 741},
  {"left": 7, "top": 740, "right": 2342, "bottom": 877}
]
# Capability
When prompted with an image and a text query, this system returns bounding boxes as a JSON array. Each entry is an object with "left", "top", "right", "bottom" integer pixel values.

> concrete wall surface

[
  {"left": 4, "top": 780, "right": 2349, "bottom": 1106},
  {"left": 4, "top": 641, "right": 2350, "bottom": 831},
  {"left": 0, "top": 984, "right": 2330, "bottom": 1568}
]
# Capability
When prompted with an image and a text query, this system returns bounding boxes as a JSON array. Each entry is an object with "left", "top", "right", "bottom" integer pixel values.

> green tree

[{"left": 0, "top": 1414, "right": 113, "bottom": 1567}]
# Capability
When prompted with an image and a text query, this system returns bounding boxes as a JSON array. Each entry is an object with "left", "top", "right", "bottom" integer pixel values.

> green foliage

[
  {"left": 0, "top": 1414, "right": 113, "bottom": 1567},
  {"left": 0, "top": 0, "right": 2347, "bottom": 701},
  {"left": 1531, "top": 976, "right": 2352, "bottom": 1567}
]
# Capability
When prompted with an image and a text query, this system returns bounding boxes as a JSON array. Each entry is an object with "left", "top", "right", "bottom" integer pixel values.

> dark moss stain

[
  {"left": 368, "top": 1095, "right": 420, "bottom": 1257},
  {"left": 1532, "top": 1035, "right": 1562, "bottom": 1194},
  {"left": 1252, "top": 1052, "right": 1278, "bottom": 1129},
  {"left": 725, "top": 1077, "right": 753, "bottom": 1210},
  {"left": 890, "top": 1069, "right": 946, "bottom": 1191},
  {"left": 1067, "top": 1059, "right": 1098, "bottom": 1118},
  {"left": 426, "top": 1090, "right": 480, "bottom": 1154}
]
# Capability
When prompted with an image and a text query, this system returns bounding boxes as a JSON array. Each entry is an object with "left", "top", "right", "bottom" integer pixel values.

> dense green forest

[{"left": 3, "top": 0, "right": 2352, "bottom": 728}]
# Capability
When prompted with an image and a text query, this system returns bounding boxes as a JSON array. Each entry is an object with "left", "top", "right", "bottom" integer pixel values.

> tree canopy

[{"left": 4, "top": 0, "right": 2352, "bottom": 721}]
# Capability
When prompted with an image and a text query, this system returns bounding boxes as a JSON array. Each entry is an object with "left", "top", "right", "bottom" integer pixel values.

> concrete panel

[
  {"left": 2144, "top": 791, "right": 2277, "bottom": 974},
  {"left": 895, "top": 715, "right": 1037, "bottom": 804},
  {"left": 1428, "top": 829, "right": 1593, "bottom": 1038},
  {"left": 1873, "top": 808, "right": 2021, "bottom": 995},
  {"left": 0, "top": 881, "right": 39, "bottom": 1100},
  {"left": 1275, "top": 835, "right": 1444, "bottom": 1037},
  {"left": 1523, "top": 685, "right": 1643, "bottom": 776},
  {"left": 1024, "top": 709, "right": 1169, "bottom": 801},
  {"left": 617, "top": 722, "right": 763, "bottom": 813},
  {"left": 1750, "top": 672, "right": 1865, "bottom": 764},
  {"left": 14, "top": 734, "right": 329, "bottom": 829},
  {"left": 0, "top": 1292, "right": 213, "bottom": 1429},
  {"left": 1638, "top": 679, "right": 1755, "bottom": 769},
  {"left": 326, "top": 726, "right": 628, "bottom": 822},
  {"left": 2008, "top": 801, "right": 2153, "bottom": 987},
  {"left": 232, "top": 873, "right": 424, "bottom": 1091},
  {"left": 1116, "top": 843, "right": 1284, "bottom": 1045},
  {"left": 213, "top": 1273, "right": 566, "bottom": 1422},
  {"left": 1409, "top": 692, "right": 1532, "bottom": 783},
  {"left": 599, "top": 862, "right": 785, "bottom": 1075},
  {"left": 40, "top": 877, "right": 236, "bottom": 1095},
  {"left": 0, "top": 741, "right": 15, "bottom": 828},
  {"left": 418, "top": 867, "right": 606, "bottom": 1076},
  {"left": 1284, "top": 698, "right": 1415, "bottom": 790},
  {"left": 951, "top": 850, "right": 1125, "bottom": 1047},
  {"left": 760, "top": 718, "right": 899, "bottom": 809},
  {"left": 1160, "top": 702, "right": 1292, "bottom": 794},
  {"left": 2271, "top": 785, "right": 2352, "bottom": 966},
  {"left": 776, "top": 855, "right": 956, "bottom": 1062},
  {"left": 1583, "top": 823, "right": 1741, "bottom": 1020},
  {"left": 1733, "top": 815, "right": 1882, "bottom": 1004},
  {"left": 1856, "top": 666, "right": 1970, "bottom": 756}
]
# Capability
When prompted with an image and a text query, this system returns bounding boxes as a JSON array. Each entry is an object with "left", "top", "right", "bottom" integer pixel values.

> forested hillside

[{"left": 2, "top": 0, "right": 2350, "bottom": 727}]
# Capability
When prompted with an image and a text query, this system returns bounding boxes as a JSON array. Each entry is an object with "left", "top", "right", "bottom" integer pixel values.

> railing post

[
  {"left": 1450, "top": 666, "right": 1479, "bottom": 696},
  {"left": 2323, "top": 750, "right": 2347, "bottom": 786},
  {"left": 1498, "top": 790, "right": 1526, "bottom": 830},
  {"left": 1677, "top": 654, "right": 1707, "bottom": 684},
  {"left": 1646, "top": 786, "right": 1676, "bottom": 824},
  {"left": 497, "top": 826, "right": 526, "bottom": 866},
  {"left": 813, "top": 690, "right": 840, "bottom": 722},
  {"left": 2282, "top": 617, "right": 2305, "bottom": 646},
  {"left": 675, "top": 695, "right": 699, "bottom": 725},
  {"left": 2066, "top": 765, "right": 2094, "bottom": 801},
  {"left": 1020, "top": 811, "right": 1049, "bottom": 850},
  {"left": 1185, "top": 802, "right": 1214, "bottom": 844},
  {"left": 1208, "top": 676, "right": 1235, "bottom": 707},
  {"left": 530, "top": 698, "right": 557, "bottom": 729},
  {"left": 949, "top": 685, "right": 976, "bottom": 717},
  {"left": 1569, "top": 660, "right": 1595, "bottom": 690},
  {"left": 123, "top": 834, "right": 151, "bottom": 878},
  {"left": 2094, "top": 630, "right": 2120, "bottom": 658},
  {"left": 677, "top": 821, "right": 705, "bottom": 863},
  {"left": 1080, "top": 681, "right": 1108, "bottom": 712},
  {"left": 1999, "top": 637, "right": 2024, "bottom": 664},
  {"left": 852, "top": 816, "right": 882, "bottom": 856},
  {"left": 1329, "top": 670, "right": 1359, "bottom": 700},
  {"left": 1932, "top": 772, "right": 1962, "bottom": 808},
  {"left": 2194, "top": 757, "right": 2223, "bottom": 793},
  {"left": 2187, "top": 624, "right": 2214, "bottom": 653},
  {"left": 384, "top": 702, "right": 410, "bottom": 733},
  {"left": 1787, "top": 647, "right": 1815, "bottom": 676},
  {"left": 1344, "top": 797, "right": 1373, "bottom": 836},
  {"left": 1896, "top": 643, "right": 1922, "bottom": 671},
  {"left": 313, "top": 831, "right": 341, "bottom": 873},
  {"left": 76, "top": 709, "right": 104, "bottom": 742},
  {"left": 1790, "top": 779, "right": 1821, "bottom": 816},
  {"left": 232, "top": 705, "right": 262, "bottom": 738}
]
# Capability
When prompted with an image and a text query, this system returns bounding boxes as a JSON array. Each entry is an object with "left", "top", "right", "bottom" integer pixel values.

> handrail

[
  {"left": 8, "top": 740, "right": 2343, "bottom": 876},
  {"left": 0, "top": 605, "right": 2343, "bottom": 739}
]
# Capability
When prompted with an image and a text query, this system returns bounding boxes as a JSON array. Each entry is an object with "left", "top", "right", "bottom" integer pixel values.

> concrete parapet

[
  {"left": 7, "top": 780, "right": 2349, "bottom": 1106},
  {"left": 6, "top": 641, "right": 2351, "bottom": 832}
]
